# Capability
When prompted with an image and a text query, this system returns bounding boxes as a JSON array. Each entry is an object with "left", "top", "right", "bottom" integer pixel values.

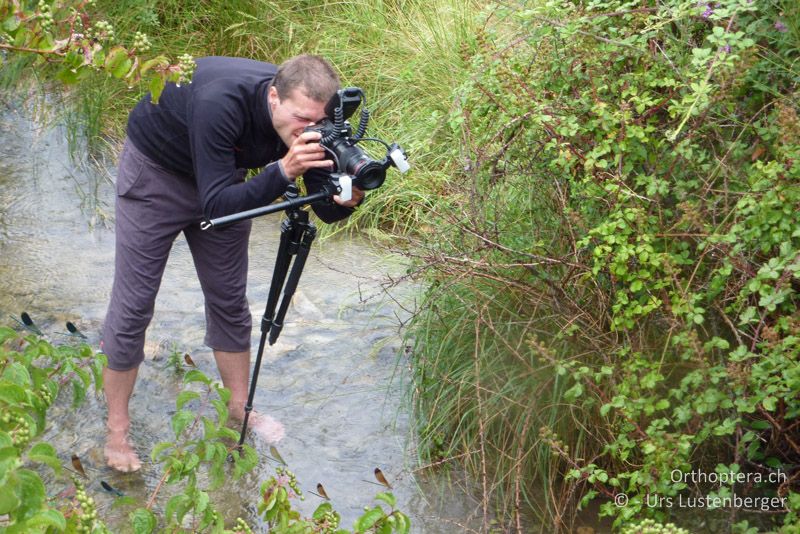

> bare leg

[
  {"left": 103, "top": 366, "right": 142, "bottom": 472},
  {"left": 213, "top": 350, "right": 285, "bottom": 443}
]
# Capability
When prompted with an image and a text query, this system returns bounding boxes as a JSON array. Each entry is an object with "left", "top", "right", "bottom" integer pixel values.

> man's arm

[{"left": 189, "top": 97, "right": 291, "bottom": 219}]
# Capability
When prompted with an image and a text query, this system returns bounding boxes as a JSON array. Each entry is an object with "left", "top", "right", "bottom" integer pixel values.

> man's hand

[
  {"left": 334, "top": 185, "right": 364, "bottom": 208},
  {"left": 280, "top": 131, "right": 334, "bottom": 180}
]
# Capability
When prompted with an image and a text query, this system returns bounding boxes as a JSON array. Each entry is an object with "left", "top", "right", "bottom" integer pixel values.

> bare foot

[
  {"left": 104, "top": 429, "right": 142, "bottom": 473},
  {"left": 231, "top": 410, "right": 285, "bottom": 444}
]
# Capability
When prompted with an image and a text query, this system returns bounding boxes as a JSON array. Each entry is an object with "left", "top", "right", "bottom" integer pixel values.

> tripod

[{"left": 202, "top": 182, "right": 333, "bottom": 449}]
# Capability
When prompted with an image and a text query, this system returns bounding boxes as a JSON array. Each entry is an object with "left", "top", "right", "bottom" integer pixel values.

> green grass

[{"left": 60, "top": 0, "right": 481, "bottom": 236}]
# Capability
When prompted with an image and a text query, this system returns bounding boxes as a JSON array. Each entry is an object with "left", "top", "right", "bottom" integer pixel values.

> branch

[{"left": 0, "top": 42, "right": 65, "bottom": 56}]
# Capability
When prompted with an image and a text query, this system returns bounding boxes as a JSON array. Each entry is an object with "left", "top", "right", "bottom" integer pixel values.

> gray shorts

[{"left": 102, "top": 139, "right": 252, "bottom": 371}]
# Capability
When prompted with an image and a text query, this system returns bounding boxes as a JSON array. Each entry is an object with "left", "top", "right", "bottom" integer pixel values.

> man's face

[{"left": 268, "top": 85, "right": 328, "bottom": 146}]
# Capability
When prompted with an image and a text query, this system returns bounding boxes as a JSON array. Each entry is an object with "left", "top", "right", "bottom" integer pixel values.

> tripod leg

[
  {"left": 264, "top": 220, "right": 294, "bottom": 326},
  {"left": 269, "top": 221, "right": 316, "bottom": 345},
  {"left": 235, "top": 326, "right": 269, "bottom": 450},
  {"left": 235, "top": 219, "right": 296, "bottom": 452}
]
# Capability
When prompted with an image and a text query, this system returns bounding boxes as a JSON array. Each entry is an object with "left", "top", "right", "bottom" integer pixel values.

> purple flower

[
  {"left": 722, "top": 44, "right": 731, "bottom": 53},
  {"left": 775, "top": 20, "right": 788, "bottom": 33},
  {"left": 700, "top": 3, "right": 713, "bottom": 19}
]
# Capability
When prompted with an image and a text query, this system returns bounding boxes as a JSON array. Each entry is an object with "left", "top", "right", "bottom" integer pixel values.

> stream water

[{"left": 0, "top": 102, "right": 487, "bottom": 532}]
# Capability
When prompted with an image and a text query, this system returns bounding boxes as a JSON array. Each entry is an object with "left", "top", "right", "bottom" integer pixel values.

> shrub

[{"left": 409, "top": 0, "right": 799, "bottom": 530}]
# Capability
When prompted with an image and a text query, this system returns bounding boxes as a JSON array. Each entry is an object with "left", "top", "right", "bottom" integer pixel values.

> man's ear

[{"left": 268, "top": 85, "right": 279, "bottom": 107}]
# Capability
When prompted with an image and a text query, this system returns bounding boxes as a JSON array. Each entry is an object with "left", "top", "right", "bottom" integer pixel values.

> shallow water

[{"left": 0, "top": 103, "right": 490, "bottom": 532}]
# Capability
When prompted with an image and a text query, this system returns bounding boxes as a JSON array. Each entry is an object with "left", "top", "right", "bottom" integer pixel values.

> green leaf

[
  {"left": 151, "top": 441, "right": 173, "bottom": 461},
  {"left": 140, "top": 56, "right": 169, "bottom": 74},
  {"left": 71, "top": 379, "right": 87, "bottom": 407},
  {"left": 0, "top": 326, "right": 17, "bottom": 344},
  {"left": 264, "top": 487, "right": 278, "bottom": 512},
  {"left": 3, "top": 362, "right": 32, "bottom": 387},
  {"left": 564, "top": 382, "right": 583, "bottom": 401},
  {"left": 2, "top": 15, "right": 20, "bottom": 33},
  {"left": 211, "top": 398, "right": 228, "bottom": 425},
  {"left": 195, "top": 491, "right": 209, "bottom": 514},
  {"left": 37, "top": 33, "right": 55, "bottom": 52},
  {"left": 0, "top": 477, "right": 21, "bottom": 514},
  {"left": 26, "top": 509, "right": 66, "bottom": 530},
  {"left": 15, "top": 469, "right": 46, "bottom": 518},
  {"left": 216, "top": 385, "right": 231, "bottom": 404},
  {"left": 92, "top": 49, "right": 106, "bottom": 68},
  {"left": 130, "top": 508, "right": 157, "bottom": 534},
  {"left": 185, "top": 453, "right": 200, "bottom": 473},
  {"left": 149, "top": 75, "right": 166, "bottom": 105},
  {"left": 171, "top": 409, "right": 195, "bottom": 438},
  {"left": 762, "top": 396, "right": 777, "bottom": 411},
  {"left": 165, "top": 493, "right": 189, "bottom": 523},
  {"left": 91, "top": 358, "right": 104, "bottom": 389},
  {"left": 74, "top": 366, "right": 92, "bottom": 387},
  {"left": 356, "top": 506, "right": 385, "bottom": 531},
  {"left": 394, "top": 512, "right": 411, "bottom": 534},
  {"left": 375, "top": 492, "right": 397, "bottom": 508},
  {"left": 0, "top": 382, "right": 27, "bottom": 405},
  {"left": 27, "top": 443, "right": 61, "bottom": 474},
  {"left": 176, "top": 390, "right": 200, "bottom": 410},
  {"left": 313, "top": 502, "right": 333, "bottom": 520},
  {"left": 105, "top": 46, "right": 132, "bottom": 79},
  {"left": 183, "top": 369, "right": 211, "bottom": 385}
]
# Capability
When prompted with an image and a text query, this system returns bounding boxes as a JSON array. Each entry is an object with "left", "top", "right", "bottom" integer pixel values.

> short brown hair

[{"left": 274, "top": 54, "right": 340, "bottom": 103}]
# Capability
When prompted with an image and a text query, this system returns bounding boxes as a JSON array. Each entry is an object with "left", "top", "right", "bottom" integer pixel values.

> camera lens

[
  {"left": 349, "top": 156, "right": 386, "bottom": 190},
  {"left": 332, "top": 140, "right": 385, "bottom": 190}
]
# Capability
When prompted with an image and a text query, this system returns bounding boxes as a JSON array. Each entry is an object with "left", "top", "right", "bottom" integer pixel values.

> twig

[
  {"left": 0, "top": 43, "right": 64, "bottom": 56},
  {"left": 145, "top": 466, "right": 172, "bottom": 510}
]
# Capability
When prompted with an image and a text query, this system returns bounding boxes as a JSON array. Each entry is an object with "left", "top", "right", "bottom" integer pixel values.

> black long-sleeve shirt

[{"left": 126, "top": 56, "right": 351, "bottom": 223}]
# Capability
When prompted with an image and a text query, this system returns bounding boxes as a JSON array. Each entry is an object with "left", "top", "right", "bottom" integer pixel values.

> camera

[{"left": 304, "top": 87, "right": 409, "bottom": 193}]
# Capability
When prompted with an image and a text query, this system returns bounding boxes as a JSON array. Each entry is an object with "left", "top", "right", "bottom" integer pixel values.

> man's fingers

[
  {"left": 307, "top": 159, "right": 334, "bottom": 168},
  {"left": 295, "top": 130, "right": 322, "bottom": 144}
]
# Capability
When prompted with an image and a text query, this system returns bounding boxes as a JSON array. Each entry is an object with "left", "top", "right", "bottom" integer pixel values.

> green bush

[{"left": 409, "top": 0, "right": 799, "bottom": 530}]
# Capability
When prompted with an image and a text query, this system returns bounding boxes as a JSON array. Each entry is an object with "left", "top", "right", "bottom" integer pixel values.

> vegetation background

[{"left": 2, "top": 0, "right": 799, "bottom": 532}]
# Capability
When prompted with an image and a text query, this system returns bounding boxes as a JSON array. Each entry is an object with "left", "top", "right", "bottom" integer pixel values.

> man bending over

[{"left": 102, "top": 55, "right": 363, "bottom": 472}]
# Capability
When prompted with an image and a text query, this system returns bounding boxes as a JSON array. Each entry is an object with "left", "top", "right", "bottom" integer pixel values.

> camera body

[{"left": 303, "top": 87, "right": 409, "bottom": 193}]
